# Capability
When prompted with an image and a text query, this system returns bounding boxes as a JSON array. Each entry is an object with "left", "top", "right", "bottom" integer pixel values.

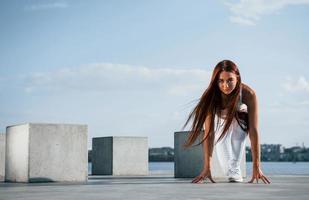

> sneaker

[{"left": 227, "top": 168, "right": 243, "bottom": 183}]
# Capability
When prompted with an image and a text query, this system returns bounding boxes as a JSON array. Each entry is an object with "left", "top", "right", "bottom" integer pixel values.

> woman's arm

[
  {"left": 202, "top": 115, "right": 212, "bottom": 170},
  {"left": 247, "top": 90, "right": 261, "bottom": 168},
  {"left": 246, "top": 88, "right": 271, "bottom": 184},
  {"left": 191, "top": 115, "right": 216, "bottom": 183}
]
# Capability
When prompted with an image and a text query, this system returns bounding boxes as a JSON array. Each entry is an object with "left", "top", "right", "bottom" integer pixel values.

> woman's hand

[
  {"left": 248, "top": 166, "right": 271, "bottom": 184},
  {"left": 191, "top": 169, "right": 216, "bottom": 183}
]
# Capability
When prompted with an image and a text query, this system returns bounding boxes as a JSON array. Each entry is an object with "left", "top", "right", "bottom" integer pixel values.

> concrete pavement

[{"left": 0, "top": 175, "right": 308, "bottom": 200}]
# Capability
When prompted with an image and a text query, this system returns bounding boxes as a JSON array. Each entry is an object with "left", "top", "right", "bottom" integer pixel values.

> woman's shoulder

[{"left": 241, "top": 83, "right": 257, "bottom": 102}]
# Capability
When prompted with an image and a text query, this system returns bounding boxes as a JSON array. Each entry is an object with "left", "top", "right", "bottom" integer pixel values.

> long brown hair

[{"left": 182, "top": 60, "right": 248, "bottom": 155}]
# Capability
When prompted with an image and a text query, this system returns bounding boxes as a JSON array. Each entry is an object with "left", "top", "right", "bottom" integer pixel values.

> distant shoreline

[{"left": 88, "top": 145, "right": 309, "bottom": 162}]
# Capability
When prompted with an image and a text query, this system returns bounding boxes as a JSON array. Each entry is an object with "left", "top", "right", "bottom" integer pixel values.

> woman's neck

[{"left": 220, "top": 93, "right": 229, "bottom": 109}]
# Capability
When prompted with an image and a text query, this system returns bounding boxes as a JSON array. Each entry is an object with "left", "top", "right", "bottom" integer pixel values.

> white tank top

[{"left": 214, "top": 86, "right": 248, "bottom": 145}]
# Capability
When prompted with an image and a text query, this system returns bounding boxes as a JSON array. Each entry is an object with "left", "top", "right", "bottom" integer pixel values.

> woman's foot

[{"left": 228, "top": 168, "right": 243, "bottom": 182}]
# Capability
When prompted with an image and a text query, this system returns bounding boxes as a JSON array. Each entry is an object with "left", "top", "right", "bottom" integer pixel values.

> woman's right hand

[{"left": 191, "top": 169, "right": 216, "bottom": 183}]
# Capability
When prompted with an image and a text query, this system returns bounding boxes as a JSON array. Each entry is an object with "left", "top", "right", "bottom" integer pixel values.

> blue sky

[{"left": 0, "top": 0, "right": 308, "bottom": 148}]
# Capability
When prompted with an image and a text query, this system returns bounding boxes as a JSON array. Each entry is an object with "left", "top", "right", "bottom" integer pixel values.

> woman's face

[{"left": 217, "top": 71, "right": 238, "bottom": 95}]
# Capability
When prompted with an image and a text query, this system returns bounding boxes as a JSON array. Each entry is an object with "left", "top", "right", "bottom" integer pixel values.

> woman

[{"left": 183, "top": 60, "right": 270, "bottom": 184}]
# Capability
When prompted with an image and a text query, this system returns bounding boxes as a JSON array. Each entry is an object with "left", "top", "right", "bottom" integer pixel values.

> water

[
  {"left": 88, "top": 162, "right": 309, "bottom": 175},
  {"left": 247, "top": 162, "right": 309, "bottom": 175}
]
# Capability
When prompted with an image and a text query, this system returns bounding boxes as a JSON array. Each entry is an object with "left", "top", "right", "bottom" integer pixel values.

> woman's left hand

[{"left": 248, "top": 166, "right": 271, "bottom": 184}]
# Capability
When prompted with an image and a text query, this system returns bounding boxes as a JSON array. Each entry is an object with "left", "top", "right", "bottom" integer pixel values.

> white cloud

[
  {"left": 229, "top": 16, "right": 256, "bottom": 26},
  {"left": 224, "top": 0, "right": 309, "bottom": 25},
  {"left": 283, "top": 76, "right": 309, "bottom": 92},
  {"left": 24, "top": 2, "right": 68, "bottom": 11},
  {"left": 23, "top": 63, "right": 212, "bottom": 97}
]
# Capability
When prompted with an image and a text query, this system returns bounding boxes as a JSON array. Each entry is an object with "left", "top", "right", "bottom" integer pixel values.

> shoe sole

[{"left": 228, "top": 178, "right": 243, "bottom": 183}]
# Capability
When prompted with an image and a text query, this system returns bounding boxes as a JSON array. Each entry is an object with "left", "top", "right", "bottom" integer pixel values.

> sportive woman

[{"left": 183, "top": 60, "right": 270, "bottom": 184}]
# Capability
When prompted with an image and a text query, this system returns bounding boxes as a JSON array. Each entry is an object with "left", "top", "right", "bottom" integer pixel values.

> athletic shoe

[{"left": 227, "top": 168, "right": 243, "bottom": 183}]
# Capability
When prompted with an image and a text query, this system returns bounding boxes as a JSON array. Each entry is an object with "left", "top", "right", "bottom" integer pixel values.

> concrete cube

[
  {"left": 0, "top": 133, "right": 5, "bottom": 181},
  {"left": 92, "top": 136, "right": 148, "bottom": 175},
  {"left": 5, "top": 123, "right": 88, "bottom": 182},
  {"left": 174, "top": 131, "right": 246, "bottom": 178}
]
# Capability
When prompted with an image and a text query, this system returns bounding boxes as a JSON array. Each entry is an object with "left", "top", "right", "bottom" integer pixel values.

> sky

[{"left": 0, "top": 0, "right": 308, "bottom": 149}]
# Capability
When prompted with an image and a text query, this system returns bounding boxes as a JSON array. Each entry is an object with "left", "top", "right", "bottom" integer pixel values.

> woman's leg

[
  {"left": 229, "top": 126, "right": 247, "bottom": 173},
  {"left": 214, "top": 130, "right": 233, "bottom": 176},
  {"left": 231, "top": 129, "right": 247, "bottom": 162}
]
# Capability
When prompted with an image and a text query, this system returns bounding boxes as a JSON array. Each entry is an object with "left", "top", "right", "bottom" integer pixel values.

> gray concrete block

[
  {"left": 92, "top": 136, "right": 148, "bottom": 176},
  {"left": 5, "top": 123, "right": 88, "bottom": 183},
  {"left": 0, "top": 133, "right": 5, "bottom": 182},
  {"left": 174, "top": 131, "right": 246, "bottom": 178}
]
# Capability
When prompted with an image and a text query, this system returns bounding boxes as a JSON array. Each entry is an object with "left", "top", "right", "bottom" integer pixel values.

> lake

[{"left": 88, "top": 162, "right": 309, "bottom": 175}]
